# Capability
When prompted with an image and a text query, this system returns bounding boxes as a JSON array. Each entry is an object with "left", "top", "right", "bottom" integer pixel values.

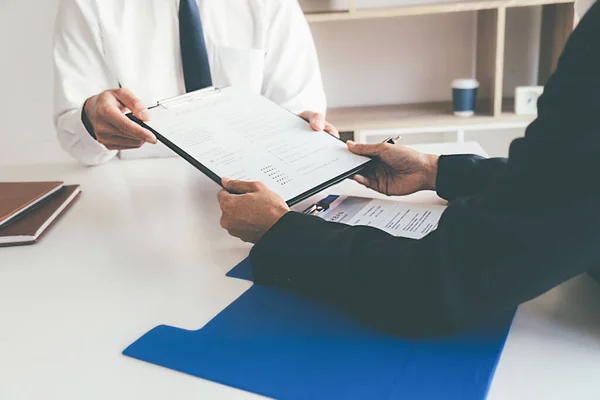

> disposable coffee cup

[{"left": 451, "top": 78, "right": 479, "bottom": 117}]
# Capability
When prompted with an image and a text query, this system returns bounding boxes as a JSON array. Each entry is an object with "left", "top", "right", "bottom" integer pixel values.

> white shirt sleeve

[
  {"left": 53, "top": 0, "right": 118, "bottom": 166},
  {"left": 261, "top": 0, "right": 327, "bottom": 116}
]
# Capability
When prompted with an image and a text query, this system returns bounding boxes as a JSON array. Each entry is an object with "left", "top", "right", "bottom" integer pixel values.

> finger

[
  {"left": 324, "top": 122, "right": 340, "bottom": 138},
  {"left": 217, "top": 189, "right": 232, "bottom": 204},
  {"left": 298, "top": 111, "right": 313, "bottom": 122},
  {"left": 104, "top": 108, "right": 157, "bottom": 144},
  {"left": 298, "top": 111, "right": 325, "bottom": 131},
  {"left": 113, "top": 88, "right": 150, "bottom": 120},
  {"left": 346, "top": 141, "right": 388, "bottom": 157},
  {"left": 353, "top": 175, "right": 379, "bottom": 191},
  {"left": 353, "top": 174, "right": 373, "bottom": 187},
  {"left": 219, "top": 215, "right": 232, "bottom": 230},
  {"left": 309, "top": 113, "right": 326, "bottom": 131},
  {"left": 101, "top": 141, "right": 143, "bottom": 151},
  {"left": 222, "top": 178, "right": 263, "bottom": 194},
  {"left": 227, "top": 229, "right": 253, "bottom": 243},
  {"left": 105, "top": 144, "right": 141, "bottom": 151},
  {"left": 112, "top": 88, "right": 149, "bottom": 118},
  {"left": 98, "top": 133, "right": 144, "bottom": 148},
  {"left": 104, "top": 118, "right": 140, "bottom": 140},
  {"left": 228, "top": 229, "right": 259, "bottom": 244}
]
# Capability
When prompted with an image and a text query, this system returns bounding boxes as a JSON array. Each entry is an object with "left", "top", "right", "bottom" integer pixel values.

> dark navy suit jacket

[{"left": 249, "top": 2, "right": 600, "bottom": 336}]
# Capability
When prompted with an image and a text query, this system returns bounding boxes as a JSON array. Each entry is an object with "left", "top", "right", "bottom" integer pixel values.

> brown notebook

[
  {"left": 0, "top": 181, "right": 64, "bottom": 228},
  {"left": 0, "top": 185, "right": 81, "bottom": 247}
]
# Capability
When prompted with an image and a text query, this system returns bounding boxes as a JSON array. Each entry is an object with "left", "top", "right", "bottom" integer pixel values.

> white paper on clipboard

[{"left": 142, "top": 87, "right": 370, "bottom": 203}]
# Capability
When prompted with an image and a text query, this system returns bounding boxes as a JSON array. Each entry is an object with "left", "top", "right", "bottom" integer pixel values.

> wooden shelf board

[
  {"left": 304, "top": 10, "right": 350, "bottom": 17},
  {"left": 305, "top": 0, "right": 574, "bottom": 22},
  {"left": 327, "top": 102, "right": 535, "bottom": 132}
]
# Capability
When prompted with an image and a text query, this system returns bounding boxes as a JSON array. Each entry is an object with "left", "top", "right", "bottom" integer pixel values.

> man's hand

[
  {"left": 347, "top": 141, "right": 439, "bottom": 196},
  {"left": 218, "top": 178, "right": 290, "bottom": 244},
  {"left": 299, "top": 111, "right": 340, "bottom": 138},
  {"left": 83, "top": 88, "right": 157, "bottom": 150}
]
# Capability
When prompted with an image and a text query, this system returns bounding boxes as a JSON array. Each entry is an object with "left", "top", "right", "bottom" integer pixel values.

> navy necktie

[{"left": 179, "top": 0, "right": 212, "bottom": 92}]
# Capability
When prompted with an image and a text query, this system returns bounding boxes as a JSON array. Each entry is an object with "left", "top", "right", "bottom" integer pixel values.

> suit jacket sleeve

[
  {"left": 435, "top": 155, "right": 508, "bottom": 201},
  {"left": 250, "top": 167, "right": 600, "bottom": 337},
  {"left": 249, "top": 2, "right": 600, "bottom": 337}
]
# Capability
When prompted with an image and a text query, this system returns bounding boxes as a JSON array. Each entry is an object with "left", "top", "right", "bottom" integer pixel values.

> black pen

[
  {"left": 303, "top": 195, "right": 340, "bottom": 215},
  {"left": 382, "top": 135, "right": 401, "bottom": 145},
  {"left": 303, "top": 204, "right": 324, "bottom": 215}
]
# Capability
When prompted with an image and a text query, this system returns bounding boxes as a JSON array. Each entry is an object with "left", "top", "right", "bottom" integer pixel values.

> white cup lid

[{"left": 452, "top": 78, "right": 479, "bottom": 89}]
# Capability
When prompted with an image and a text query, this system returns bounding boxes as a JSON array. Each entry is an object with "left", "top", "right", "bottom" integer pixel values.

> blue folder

[{"left": 124, "top": 258, "right": 514, "bottom": 400}]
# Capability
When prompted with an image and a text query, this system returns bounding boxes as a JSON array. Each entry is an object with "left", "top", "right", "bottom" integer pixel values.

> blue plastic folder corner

[
  {"left": 124, "top": 258, "right": 514, "bottom": 400},
  {"left": 226, "top": 257, "right": 253, "bottom": 280}
]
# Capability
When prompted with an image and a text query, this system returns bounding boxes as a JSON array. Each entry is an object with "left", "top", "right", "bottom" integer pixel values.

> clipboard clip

[
  {"left": 157, "top": 87, "right": 222, "bottom": 109},
  {"left": 303, "top": 195, "right": 339, "bottom": 216}
]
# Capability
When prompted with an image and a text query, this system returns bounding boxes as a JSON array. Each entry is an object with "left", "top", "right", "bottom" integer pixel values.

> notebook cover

[
  {"left": 0, "top": 181, "right": 64, "bottom": 227},
  {"left": 0, "top": 185, "right": 81, "bottom": 247},
  {"left": 124, "top": 258, "right": 514, "bottom": 400}
]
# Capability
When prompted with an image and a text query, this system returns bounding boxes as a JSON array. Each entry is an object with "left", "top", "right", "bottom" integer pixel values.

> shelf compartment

[
  {"left": 327, "top": 101, "right": 534, "bottom": 132},
  {"left": 538, "top": 2, "right": 575, "bottom": 85}
]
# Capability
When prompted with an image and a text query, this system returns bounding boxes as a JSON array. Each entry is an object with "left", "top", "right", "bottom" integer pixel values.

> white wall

[
  {"left": 311, "top": 12, "right": 477, "bottom": 107},
  {"left": 0, "top": 1, "right": 540, "bottom": 166},
  {"left": 0, "top": 0, "right": 71, "bottom": 166},
  {"left": 503, "top": 6, "right": 542, "bottom": 96}
]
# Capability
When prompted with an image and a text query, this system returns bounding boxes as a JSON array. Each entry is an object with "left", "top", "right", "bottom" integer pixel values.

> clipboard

[{"left": 127, "top": 87, "right": 372, "bottom": 207}]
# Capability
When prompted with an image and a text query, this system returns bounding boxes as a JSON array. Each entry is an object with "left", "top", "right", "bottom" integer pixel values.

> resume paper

[{"left": 318, "top": 196, "right": 446, "bottom": 239}]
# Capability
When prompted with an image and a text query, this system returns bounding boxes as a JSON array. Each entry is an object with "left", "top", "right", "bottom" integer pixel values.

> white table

[{"left": 1, "top": 142, "right": 599, "bottom": 400}]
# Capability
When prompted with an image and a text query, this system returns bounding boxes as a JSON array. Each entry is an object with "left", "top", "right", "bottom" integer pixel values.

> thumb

[
  {"left": 347, "top": 141, "right": 387, "bottom": 157},
  {"left": 309, "top": 113, "right": 326, "bottom": 131},
  {"left": 222, "top": 177, "right": 260, "bottom": 194},
  {"left": 298, "top": 111, "right": 325, "bottom": 131}
]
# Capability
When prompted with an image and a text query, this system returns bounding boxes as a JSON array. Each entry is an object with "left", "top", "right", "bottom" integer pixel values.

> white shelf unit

[{"left": 302, "top": 0, "right": 576, "bottom": 142}]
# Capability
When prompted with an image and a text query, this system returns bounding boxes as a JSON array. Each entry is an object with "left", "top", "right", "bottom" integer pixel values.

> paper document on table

[
  {"left": 140, "top": 87, "right": 370, "bottom": 205},
  {"left": 318, "top": 196, "right": 446, "bottom": 239}
]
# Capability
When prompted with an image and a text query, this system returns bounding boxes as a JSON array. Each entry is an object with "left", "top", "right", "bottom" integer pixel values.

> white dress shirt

[{"left": 54, "top": 0, "right": 327, "bottom": 166}]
